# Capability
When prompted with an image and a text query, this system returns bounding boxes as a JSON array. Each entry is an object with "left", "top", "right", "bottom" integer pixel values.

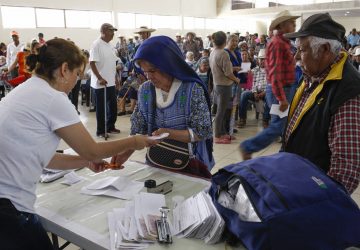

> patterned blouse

[{"left": 130, "top": 82, "right": 212, "bottom": 140}]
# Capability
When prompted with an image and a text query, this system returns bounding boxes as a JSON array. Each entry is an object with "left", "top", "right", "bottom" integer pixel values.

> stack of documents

[
  {"left": 108, "top": 192, "right": 165, "bottom": 250},
  {"left": 39, "top": 168, "right": 72, "bottom": 183},
  {"left": 81, "top": 176, "right": 143, "bottom": 200},
  {"left": 172, "top": 191, "right": 225, "bottom": 244}
]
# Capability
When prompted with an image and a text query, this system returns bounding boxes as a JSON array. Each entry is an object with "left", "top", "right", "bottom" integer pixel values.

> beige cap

[
  {"left": 269, "top": 10, "right": 300, "bottom": 31},
  {"left": 134, "top": 26, "right": 156, "bottom": 34}
]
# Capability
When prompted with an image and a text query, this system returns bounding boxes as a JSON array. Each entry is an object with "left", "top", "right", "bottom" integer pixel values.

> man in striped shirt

[{"left": 284, "top": 13, "right": 360, "bottom": 194}]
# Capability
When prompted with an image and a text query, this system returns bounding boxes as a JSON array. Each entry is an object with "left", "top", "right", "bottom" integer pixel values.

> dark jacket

[{"left": 283, "top": 55, "right": 360, "bottom": 172}]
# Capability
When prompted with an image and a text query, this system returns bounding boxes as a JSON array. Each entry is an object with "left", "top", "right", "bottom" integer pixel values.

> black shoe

[
  {"left": 89, "top": 108, "right": 96, "bottom": 112},
  {"left": 126, "top": 110, "right": 134, "bottom": 115},
  {"left": 108, "top": 128, "right": 120, "bottom": 134},
  {"left": 117, "top": 111, "right": 126, "bottom": 116},
  {"left": 96, "top": 133, "right": 109, "bottom": 138}
]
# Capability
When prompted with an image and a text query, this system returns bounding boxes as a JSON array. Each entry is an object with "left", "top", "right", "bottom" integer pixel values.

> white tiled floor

[{"left": 56, "top": 103, "right": 360, "bottom": 250}]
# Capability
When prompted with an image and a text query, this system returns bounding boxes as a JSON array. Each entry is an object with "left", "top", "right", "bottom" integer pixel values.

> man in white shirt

[
  {"left": 6, "top": 31, "right": 24, "bottom": 78},
  {"left": 90, "top": 23, "right": 120, "bottom": 137}
]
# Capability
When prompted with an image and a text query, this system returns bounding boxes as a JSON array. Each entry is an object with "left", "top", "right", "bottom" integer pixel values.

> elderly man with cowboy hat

[
  {"left": 240, "top": 10, "right": 299, "bottom": 160},
  {"left": 238, "top": 48, "right": 270, "bottom": 128},
  {"left": 282, "top": 13, "right": 360, "bottom": 194},
  {"left": 132, "top": 26, "right": 156, "bottom": 57}
]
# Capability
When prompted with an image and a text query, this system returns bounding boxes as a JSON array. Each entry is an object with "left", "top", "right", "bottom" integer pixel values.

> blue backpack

[{"left": 209, "top": 152, "right": 360, "bottom": 250}]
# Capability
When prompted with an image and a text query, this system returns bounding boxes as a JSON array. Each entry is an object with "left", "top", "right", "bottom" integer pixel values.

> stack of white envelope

[
  {"left": 172, "top": 191, "right": 225, "bottom": 244},
  {"left": 81, "top": 176, "right": 143, "bottom": 200},
  {"left": 40, "top": 168, "right": 72, "bottom": 183},
  {"left": 108, "top": 192, "right": 166, "bottom": 250}
]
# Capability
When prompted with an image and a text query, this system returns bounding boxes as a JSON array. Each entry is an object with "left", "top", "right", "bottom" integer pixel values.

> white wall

[
  {"left": 0, "top": 0, "right": 217, "bottom": 49},
  {"left": 332, "top": 17, "right": 360, "bottom": 35}
]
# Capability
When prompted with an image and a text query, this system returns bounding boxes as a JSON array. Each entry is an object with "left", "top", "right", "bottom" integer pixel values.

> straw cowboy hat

[
  {"left": 134, "top": 26, "right": 156, "bottom": 34},
  {"left": 269, "top": 10, "right": 300, "bottom": 31}
]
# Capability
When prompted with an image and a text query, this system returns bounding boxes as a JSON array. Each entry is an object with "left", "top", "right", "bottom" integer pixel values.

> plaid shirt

[
  {"left": 251, "top": 66, "right": 267, "bottom": 93},
  {"left": 265, "top": 32, "right": 295, "bottom": 102},
  {"left": 285, "top": 55, "right": 360, "bottom": 193}
]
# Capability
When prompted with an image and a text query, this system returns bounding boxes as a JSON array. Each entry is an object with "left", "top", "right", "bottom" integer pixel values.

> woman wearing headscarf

[{"left": 111, "top": 36, "right": 214, "bottom": 177}]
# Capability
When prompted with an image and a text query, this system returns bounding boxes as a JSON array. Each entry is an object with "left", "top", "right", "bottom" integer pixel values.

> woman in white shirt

[{"left": 0, "top": 38, "right": 157, "bottom": 250}]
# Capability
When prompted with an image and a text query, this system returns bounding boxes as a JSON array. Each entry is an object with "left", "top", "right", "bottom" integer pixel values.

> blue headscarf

[
  {"left": 133, "top": 35, "right": 211, "bottom": 110},
  {"left": 133, "top": 35, "right": 213, "bottom": 162}
]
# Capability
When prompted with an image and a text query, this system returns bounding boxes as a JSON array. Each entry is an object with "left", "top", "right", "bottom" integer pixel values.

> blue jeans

[
  {"left": 241, "top": 84, "right": 293, "bottom": 153},
  {"left": 238, "top": 90, "right": 269, "bottom": 121}
]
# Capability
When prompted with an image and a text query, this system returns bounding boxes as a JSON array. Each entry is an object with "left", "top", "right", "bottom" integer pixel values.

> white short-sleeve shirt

[
  {"left": 0, "top": 76, "right": 80, "bottom": 213},
  {"left": 89, "top": 38, "right": 118, "bottom": 89},
  {"left": 6, "top": 42, "right": 25, "bottom": 67}
]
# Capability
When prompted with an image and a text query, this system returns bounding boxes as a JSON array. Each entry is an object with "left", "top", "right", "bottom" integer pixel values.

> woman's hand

[
  {"left": 133, "top": 135, "right": 159, "bottom": 150},
  {"left": 110, "top": 149, "right": 134, "bottom": 168},
  {"left": 88, "top": 160, "right": 108, "bottom": 173},
  {"left": 152, "top": 128, "right": 169, "bottom": 136}
]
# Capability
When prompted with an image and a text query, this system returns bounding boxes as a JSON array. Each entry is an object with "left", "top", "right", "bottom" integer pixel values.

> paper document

[
  {"left": 61, "top": 171, "right": 86, "bottom": 185},
  {"left": 40, "top": 168, "right": 72, "bottom": 183},
  {"left": 108, "top": 192, "right": 166, "bottom": 249},
  {"left": 270, "top": 104, "right": 289, "bottom": 118},
  {"left": 81, "top": 176, "right": 143, "bottom": 200},
  {"left": 172, "top": 191, "right": 224, "bottom": 243},
  {"left": 238, "top": 62, "right": 251, "bottom": 73},
  {"left": 148, "top": 133, "right": 169, "bottom": 140}
]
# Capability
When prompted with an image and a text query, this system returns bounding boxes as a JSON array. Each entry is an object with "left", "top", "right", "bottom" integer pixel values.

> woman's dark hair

[
  {"left": 82, "top": 49, "right": 90, "bottom": 58},
  {"left": 26, "top": 38, "right": 85, "bottom": 80},
  {"left": 212, "top": 31, "right": 227, "bottom": 47}
]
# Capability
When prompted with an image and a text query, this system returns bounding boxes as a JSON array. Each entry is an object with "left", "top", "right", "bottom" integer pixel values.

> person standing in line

[
  {"left": 240, "top": 10, "right": 299, "bottom": 159},
  {"left": 6, "top": 31, "right": 24, "bottom": 79},
  {"left": 38, "top": 32, "right": 46, "bottom": 45},
  {"left": 209, "top": 31, "right": 240, "bottom": 144},
  {"left": 90, "top": 23, "right": 121, "bottom": 137},
  {"left": 283, "top": 13, "right": 360, "bottom": 194}
]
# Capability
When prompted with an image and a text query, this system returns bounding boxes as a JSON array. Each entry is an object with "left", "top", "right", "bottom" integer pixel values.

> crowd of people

[{"left": 0, "top": 10, "right": 360, "bottom": 249}]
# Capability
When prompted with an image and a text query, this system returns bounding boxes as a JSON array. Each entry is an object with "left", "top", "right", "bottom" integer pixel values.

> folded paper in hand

[
  {"left": 81, "top": 176, "right": 143, "bottom": 200},
  {"left": 238, "top": 62, "right": 251, "bottom": 73},
  {"left": 270, "top": 104, "right": 289, "bottom": 118}
]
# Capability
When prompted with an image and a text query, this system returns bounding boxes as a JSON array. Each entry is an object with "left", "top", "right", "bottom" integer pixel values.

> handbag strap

[{"left": 148, "top": 82, "right": 195, "bottom": 157}]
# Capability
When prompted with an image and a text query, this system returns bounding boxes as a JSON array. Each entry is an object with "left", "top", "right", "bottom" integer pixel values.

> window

[
  {"left": 1, "top": 6, "right": 36, "bottom": 28},
  {"left": 205, "top": 18, "right": 224, "bottom": 30},
  {"left": 184, "top": 17, "right": 194, "bottom": 30},
  {"left": 65, "top": 10, "right": 111, "bottom": 29},
  {"left": 194, "top": 18, "right": 205, "bottom": 29},
  {"left": 36, "top": 8, "right": 64, "bottom": 28},
  {"left": 89, "top": 11, "right": 112, "bottom": 29},
  {"left": 135, "top": 14, "right": 152, "bottom": 28},
  {"left": 65, "top": 10, "right": 90, "bottom": 28},
  {"left": 118, "top": 13, "right": 136, "bottom": 29},
  {"left": 152, "top": 15, "right": 181, "bottom": 29}
]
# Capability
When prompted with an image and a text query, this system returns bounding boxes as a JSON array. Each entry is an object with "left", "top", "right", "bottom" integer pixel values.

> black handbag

[{"left": 146, "top": 139, "right": 191, "bottom": 170}]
